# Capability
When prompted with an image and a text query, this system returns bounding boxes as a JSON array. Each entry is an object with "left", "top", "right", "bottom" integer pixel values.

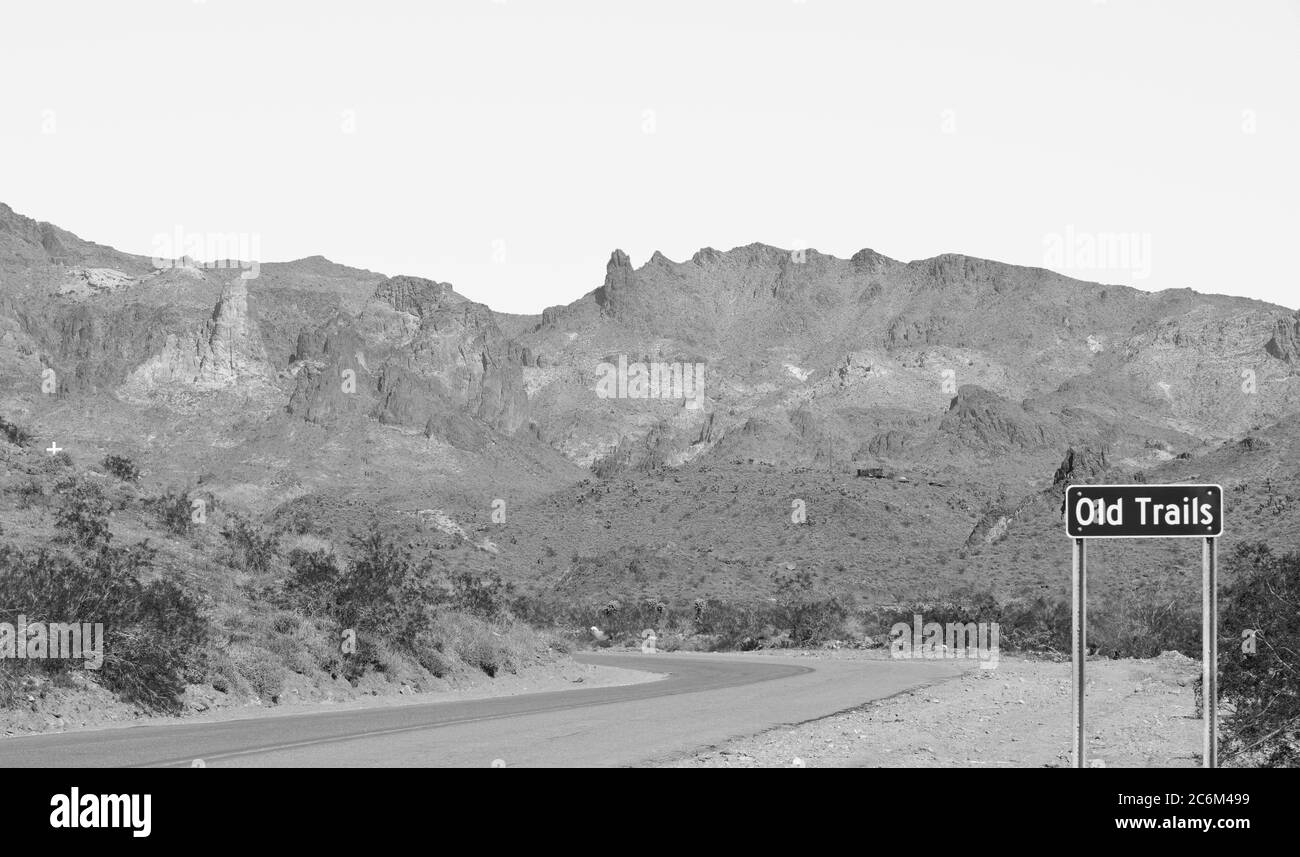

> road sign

[
  {"left": 1065, "top": 483, "right": 1222, "bottom": 538},
  {"left": 1064, "top": 482, "right": 1222, "bottom": 769}
]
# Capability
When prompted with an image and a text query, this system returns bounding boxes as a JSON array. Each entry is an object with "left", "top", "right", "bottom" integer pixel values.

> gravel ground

[{"left": 665, "top": 651, "right": 1205, "bottom": 768}]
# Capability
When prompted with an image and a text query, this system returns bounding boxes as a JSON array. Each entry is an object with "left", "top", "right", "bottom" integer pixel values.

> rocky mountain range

[{"left": 2, "top": 200, "right": 1298, "bottom": 605}]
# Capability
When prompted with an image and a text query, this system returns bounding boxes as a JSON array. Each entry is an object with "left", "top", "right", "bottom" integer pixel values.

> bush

[
  {"left": 1219, "top": 542, "right": 1300, "bottom": 766},
  {"left": 283, "top": 548, "right": 342, "bottom": 618},
  {"left": 148, "top": 489, "right": 192, "bottom": 536},
  {"left": 0, "top": 541, "right": 207, "bottom": 713},
  {"left": 422, "top": 613, "right": 538, "bottom": 678},
  {"left": 224, "top": 515, "right": 277, "bottom": 575},
  {"left": 1090, "top": 589, "right": 1199, "bottom": 659},
  {"left": 0, "top": 416, "right": 33, "bottom": 447},
  {"left": 43, "top": 450, "right": 73, "bottom": 470},
  {"left": 771, "top": 569, "right": 852, "bottom": 646},
  {"left": 101, "top": 455, "right": 140, "bottom": 482},
  {"left": 13, "top": 478, "right": 44, "bottom": 509},
  {"left": 229, "top": 645, "right": 287, "bottom": 701},
  {"left": 412, "top": 628, "right": 459, "bottom": 678},
  {"left": 337, "top": 528, "right": 445, "bottom": 643},
  {"left": 51, "top": 478, "right": 112, "bottom": 550},
  {"left": 450, "top": 570, "right": 514, "bottom": 619}
]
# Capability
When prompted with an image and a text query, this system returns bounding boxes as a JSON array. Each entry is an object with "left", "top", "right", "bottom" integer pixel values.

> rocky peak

[
  {"left": 595, "top": 250, "right": 636, "bottom": 316},
  {"left": 691, "top": 247, "right": 723, "bottom": 266},
  {"left": 1051, "top": 445, "right": 1109, "bottom": 488},
  {"left": 851, "top": 248, "right": 895, "bottom": 274}
]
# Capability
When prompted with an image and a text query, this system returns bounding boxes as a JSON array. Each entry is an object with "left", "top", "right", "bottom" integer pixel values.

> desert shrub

[
  {"left": 101, "top": 454, "right": 140, "bottom": 482},
  {"left": 203, "top": 649, "right": 251, "bottom": 697},
  {"left": 423, "top": 613, "right": 538, "bottom": 678},
  {"left": 770, "top": 569, "right": 852, "bottom": 645},
  {"left": 334, "top": 527, "right": 427, "bottom": 634},
  {"left": 868, "top": 587, "right": 1201, "bottom": 660},
  {"left": 224, "top": 515, "right": 277, "bottom": 575},
  {"left": 51, "top": 478, "right": 112, "bottom": 549},
  {"left": 1090, "top": 589, "right": 1199, "bottom": 659},
  {"left": 450, "top": 570, "right": 515, "bottom": 619},
  {"left": 42, "top": 450, "right": 73, "bottom": 471},
  {"left": 0, "top": 416, "right": 33, "bottom": 446},
  {"left": 13, "top": 478, "right": 45, "bottom": 508},
  {"left": 1219, "top": 542, "right": 1300, "bottom": 766},
  {"left": 148, "top": 488, "right": 192, "bottom": 536},
  {"left": 0, "top": 541, "right": 207, "bottom": 713},
  {"left": 692, "top": 598, "right": 771, "bottom": 649},
  {"left": 995, "top": 597, "right": 1072, "bottom": 654},
  {"left": 283, "top": 548, "right": 343, "bottom": 617},
  {"left": 275, "top": 506, "right": 321, "bottom": 537},
  {"left": 264, "top": 613, "right": 337, "bottom": 676},
  {"left": 870, "top": 592, "right": 1070, "bottom": 655},
  {"left": 228, "top": 645, "right": 287, "bottom": 701},
  {"left": 412, "top": 628, "right": 459, "bottom": 678}
]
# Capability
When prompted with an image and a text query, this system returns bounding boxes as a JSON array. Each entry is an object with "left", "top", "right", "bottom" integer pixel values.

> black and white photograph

[{"left": 0, "top": 0, "right": 1295, "bottom": 839}]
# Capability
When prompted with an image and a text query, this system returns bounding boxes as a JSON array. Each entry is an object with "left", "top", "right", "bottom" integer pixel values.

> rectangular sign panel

[{"left": 1065, "top": 483, "right": 1223, "bottom": 538}]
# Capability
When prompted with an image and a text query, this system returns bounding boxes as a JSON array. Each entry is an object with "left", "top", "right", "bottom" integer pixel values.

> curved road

[{"left": 0, "top": 653, "right": 962, "bottom": 767}]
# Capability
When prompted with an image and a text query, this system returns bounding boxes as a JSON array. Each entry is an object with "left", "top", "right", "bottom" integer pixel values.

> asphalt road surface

[{"left": 0, "top": 653, "right": 962, "bottom": 767}]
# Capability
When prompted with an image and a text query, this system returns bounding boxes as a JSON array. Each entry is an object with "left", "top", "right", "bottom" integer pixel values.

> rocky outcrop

[
  {"left": 15, "top": 303, "right": 177, "bottom": 395},
  {"left": 286, "top": 317, "right": 370, "bottom": 424},
  {"left": 54, "top": 268, "right": 137, "bottom": 299},
  {"left": 1051, "top": 445, "right": 1109, "bottom": 488},
  {"left": 965, "top": 494, "right": 1044, "bottom": 547},
  {"left": 860, "top": 429, "right": 910, "bottom": 459},
  {"left": 940, "top": 385, "right": 1058, "bottom": 451},
  {"left": 885, "top": 314, "right": 951, "bottom": 348},
  {"left": 117, "top": 279, "right": 276, "bottom": 398},
  {"left": 594, "top": 250, "right": 636, "bottom": 317},
  {"left": 373, "top": 275, "right": 462, "bottom": 319},
  {"left": 1265, "top": 312, "right": 1300, "bottom": 362},
  {"left": 286, "top": 276, "right": 528, "bottom": 437},
  {"left": 965, "top": 444, "right": 1110, "bottom": 546}
]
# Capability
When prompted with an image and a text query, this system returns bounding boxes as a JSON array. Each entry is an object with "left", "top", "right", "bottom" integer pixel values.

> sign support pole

[
  {"left": 1072, "top": 537, "right": 1087, "bottom": 769},
  {"left": 1203, "top": 537, "right": 1217, "bottom": 769}
]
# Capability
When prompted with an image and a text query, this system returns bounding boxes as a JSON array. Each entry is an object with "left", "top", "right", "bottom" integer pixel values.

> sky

[{"left": 1, "top": 0, "right": 1296, "bottom": 314}]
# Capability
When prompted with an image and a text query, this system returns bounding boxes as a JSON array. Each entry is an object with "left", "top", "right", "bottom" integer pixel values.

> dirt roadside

[
  {"left": 664, "top": 650, "right": 1204, "bottom": 768},
  {"left": 1, "top": 659, "right": 660, "bottom": 738}
]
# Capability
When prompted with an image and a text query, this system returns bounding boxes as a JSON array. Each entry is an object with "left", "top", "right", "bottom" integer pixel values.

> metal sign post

[
  {"left": 1203, "top": 536, "right": 1217, "bottom": 769},
  {"left": 1072, "top": 537, "right": 1086, "bottom": 768},
  {"left": 1064, "top": 484, "right": 1222, "bottom": 769}
]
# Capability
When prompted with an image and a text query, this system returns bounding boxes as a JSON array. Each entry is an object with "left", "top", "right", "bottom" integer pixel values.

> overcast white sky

[{"left": 1, "top": 0, "right": 1296, "bottom": 313}]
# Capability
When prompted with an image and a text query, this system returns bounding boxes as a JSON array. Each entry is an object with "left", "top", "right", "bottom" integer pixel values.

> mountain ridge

[{"left": 2, "top": 201, "right": 1298, "bottom": 608}]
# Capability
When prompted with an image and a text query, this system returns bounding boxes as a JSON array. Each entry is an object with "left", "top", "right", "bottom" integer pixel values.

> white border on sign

[{"left": 1062, "top": 483, "right": 1224, "bottom": 539}]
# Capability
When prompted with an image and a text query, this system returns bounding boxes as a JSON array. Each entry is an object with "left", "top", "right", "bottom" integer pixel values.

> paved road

[{"left": 0, "top": 653, "right": 962, "bottom": 767}]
